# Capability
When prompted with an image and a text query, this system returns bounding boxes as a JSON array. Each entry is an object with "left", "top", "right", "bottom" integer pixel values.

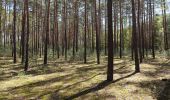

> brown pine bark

[
  {"left": 114, "top": 1, "right": 117, "bottom": 55},
  {"left": 104, "top": 0, "right": 107, "bottom": 55},
  {"left": 84, "top": 0, "right": 87, "bottom": 63},
  {"left": 94, "top": 0, "right": 100, "bottom": 64},
  {"left": 13, "top": 0, "right": 17, "bottom": 63},
  {"left": 64, "top": 0, "right": 67, "bottom": 60},
  {"left": 0, "top": 1, "right": 2, "bottom": 44},
  {"left": 107, "top": 0, "right": 114, "bottom": 81},
  {"left": 131, "top": 0, "right": 140, "bottom": 72},
  {"left": 44, "top": 0, "right": 51, "bottom": 65},
  {"left": 152, "top": 0, "right": 155, "bottom": 59},
  {"left": 54, "top": 0, "right": 59, "bottom": 58},
  {"left": 119, "top": 0, "right": 122, "bottom": 58},
  {"left": 25, "top": 0, "right": 30, "bottom": 72},
  {"left": 137, "top": 0, "right": 142, "bottom": 63}
]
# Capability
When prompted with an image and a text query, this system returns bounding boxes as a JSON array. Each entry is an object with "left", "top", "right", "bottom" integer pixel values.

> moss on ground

[{"left": 0, "top": 56, "right": 169, "bottom": 100}]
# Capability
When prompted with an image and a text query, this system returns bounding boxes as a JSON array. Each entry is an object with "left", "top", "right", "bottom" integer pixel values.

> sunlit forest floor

[{"left": 0, "top": 55, "right": 169, "bottom": 100}]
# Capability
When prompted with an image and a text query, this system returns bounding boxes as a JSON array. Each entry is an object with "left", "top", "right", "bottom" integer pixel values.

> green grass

[{"left": 0, "top": 55, "right": 169, "bottom": 100}]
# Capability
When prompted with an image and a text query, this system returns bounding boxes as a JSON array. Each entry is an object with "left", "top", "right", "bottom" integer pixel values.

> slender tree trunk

[
  {"left": 64, "top": 0, "right": 67, "bottom": 60},
  {"left": 104, "top": 0, "right": 107, "bottom": 55},
  {"left": 25, "top": 0, "right": 30, "bottom": 72},
  {"left": 137, "top": 0, "right": 143, "bottom": 63},
  {"left": 114, "top": 2, "right": 117, "bottom": 55},
  {"left": 13, "top": 0, "right": 17, "bottom": 63},
  {"left": 152, "top": 0, "right": 155, "bottom": 58},
  {"left": 84, "top": 0, "right": 87, "bottom": 63},
  {"left": 44, "top": 0, "right": 51, "bottom": 65},
  {"left": 0, "top": 1, "right": 2, "bottom": 44},
  {"left": 4, "top": 0, "right": 6, "bottom": 48},
  {"left": 141, "top": 1, "right": 145, "bottom": 59},
  {"left": 107, "top": 0, "right": 114, "bottom": 81},
  {"left": 73, "top": 0, "right": 77, "bottom": 58},
  {"left": 95, "top": 0, "right": 100, "bottom": 64},
  {"left": 131, "top": 0, "right": 140, "bottom": 72},
  {"left": 21, "top": 4, "right": 26, "bottom": 63},
  {"left": 98, "top": 0, "right": 101, "bottom": 54},
  {"left": 119, "top": 0, "right": 122, "bottom": 58},
  {"left": 54, "top": 0, "right": 59, "bottom": 58},
  {"left": 76, "top": 0, "right": 79, "bottom": 52},
  {"left": 91, "top": 2, "right": 95, "bottom": 52},
  {"left": 162, "top": 0, "right": 168, "bottom": 50}
]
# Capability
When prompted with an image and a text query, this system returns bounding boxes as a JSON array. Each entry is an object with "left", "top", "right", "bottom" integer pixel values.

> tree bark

[
  {"left": 44, "top": 0, "right": 51, "bottom": 65},
  {"left": 84, "top": 0, "right": 87, "bottom": 63},
  {"left": 25, "top": 0, "right": 30, "bottom": 72},
  {"left": 13, "top": 0, "right": 17, "bottom": 63},
  {"left": 107, "top": 0, "right": 114, "bottom": 81},
  {"left": 131, "top": 0, "right": 140, "bottom": 72},
  {"left": 95, "top": 0, "right": 100, "bottom": 64}
]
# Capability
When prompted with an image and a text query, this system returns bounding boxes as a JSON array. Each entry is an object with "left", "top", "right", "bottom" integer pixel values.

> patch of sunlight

[
  {"left": 114, "top": 60, "right": 124, "bottom": 64},
  {"left": 32, "top": 82, "right": 63, "bottom": 91},
  {"left": 0, "top": 56, "right": 169, "bottom": 99},
  {"left": 105, "top": 84, "right": 154, "bottom": 100},
  {"left": 41, "top": 94, "right": 51, "bottom": 100},
  {"left": 0, "top": 72, "right": 70, "bottom": 91},
  {"left": 127, "top": 73, "right": 153, "bottom": 83}
]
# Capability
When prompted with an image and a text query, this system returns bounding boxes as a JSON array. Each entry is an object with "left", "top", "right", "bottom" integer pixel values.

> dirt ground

[{"left": 0, "top": 56, "right": 169, "bottom": 100}]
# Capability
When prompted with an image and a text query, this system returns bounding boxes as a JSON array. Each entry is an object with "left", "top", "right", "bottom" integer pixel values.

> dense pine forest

[{"left": 0, "top": 0, "right": 170, "bottom": 99}]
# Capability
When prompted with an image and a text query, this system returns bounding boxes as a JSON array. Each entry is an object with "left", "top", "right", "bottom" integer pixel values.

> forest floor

[{"left": 0, "top": 55, "right": 169, "bottom": 100}]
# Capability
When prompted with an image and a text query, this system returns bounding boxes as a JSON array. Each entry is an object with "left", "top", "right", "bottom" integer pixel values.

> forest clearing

[
  {"left": 0, "top": 55, "right": 169, "bottom": 100},
  {"left": 0, "top": 0, "right": 170, "bottom": 100}
]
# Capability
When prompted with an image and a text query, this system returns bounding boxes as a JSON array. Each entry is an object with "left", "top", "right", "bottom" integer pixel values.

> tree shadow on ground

[
  {"left": 157, "top": 79, "right": 170, "bottom": 100},
  {"left": 36, "top": 73, "right": 104, "bottom": 99},
  {"left": 27, "top": 59, "right": 129, "bottom": 76},
  {"left": 0, "top": 59, "right": 132, "bottom": 82},
  {"left": 64, "top": 72, "right": 137, "bottom": 100},
  {"left": 3, "top": 74, "right": 73, "bottom": 92},
  {"left": 123, "top": 78, "right": 170, "bottom": 100},
  {"left": 0, "top": 64, "right": 23, "bottom": 81},
  {"left": 0, "top": 71, "right": 104, "bottom": 98},
  {"left": 142, "top": 60, "right": 170, "bottom": 78},
  {"left": 2, "top": 56, "right": 165, "bottom": 99}
]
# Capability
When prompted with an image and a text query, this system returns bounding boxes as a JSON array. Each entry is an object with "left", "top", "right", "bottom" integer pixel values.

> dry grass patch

[{"left": 0, "top": 56, "right": 169, "bottom": 100}]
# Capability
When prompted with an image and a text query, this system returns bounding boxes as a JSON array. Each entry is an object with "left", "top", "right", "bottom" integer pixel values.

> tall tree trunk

[
  {"left": 44, "top": 0, "right": 51, "bottom": 65},
  {"left": 73, "top": 0, "right": 77, "bottom": 58},
  {"left": 137, "top": 0, "right": 143, "bottom": 63},
  {"left": 114, "top": 1, "right": 117, "bottom": 55},
  {"left": 54, "top": 0, "right": 59, "bottom": 58},
  {"left": 75, "top": 0, "right": 79, "bottom": 52},
  {"left": 141, "top": 1, "right": 145, "bottom": 59},
  {"left": 84, "top": 0, "right": 87, "bottom": 63},
  {"left": 13, "top": 0, "right": 17, "bottom": 63},
  {"left": 0, "top": 1, "right": 2, "bottom": 44},
  {"left": 152, "top": 0, "right": 155, "bottom": 59},
  {"left": 104, "top": 0, "right": 107, "bottom": 55},
  {"left": 4, "top": 0, "right": 6, "bottom": 48},
  {"left": 119, "top": 0, "right": 122, "bottom": 58},
  {"left": 95, "top": 0, "right": 100, "bottom": 64},
  {"left": 91, "top": 2, "right": 94, "bottom": 52},
  {"left": 162, "top": 0, "right": 168, "bottom": 50},
  {"left": 107, "top": 0, "right": 114, "bottom": 81},
  {"left": 64, "top": 0, "right": 67, "bottom": 60},
  {"left": 131, "top": 0, "right": 140, "bottom": 72},
  {"left": 21, "top": 4, "right": 26, "bottom": 63},
  {"left": 25, "top": 0, "right": 30, "bottom": 72}
]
